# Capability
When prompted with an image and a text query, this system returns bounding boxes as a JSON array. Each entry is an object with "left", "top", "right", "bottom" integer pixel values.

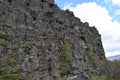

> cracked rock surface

[{"left": 0, "top": 0, "right": 105, "bottom": 80}]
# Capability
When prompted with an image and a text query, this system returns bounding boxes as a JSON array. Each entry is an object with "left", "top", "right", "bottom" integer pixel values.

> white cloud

[
  {"left": 64, "top": 2, "right": 120, "bottom": 57},
  {"left": 105, "top": 0, "right": 120, "bottom": 7},
  {"left": 106, "top": 50, "right": 120, "bottom": 57},
  {"left": 112, "top": 0, "right": 120, "bottom": 6}
]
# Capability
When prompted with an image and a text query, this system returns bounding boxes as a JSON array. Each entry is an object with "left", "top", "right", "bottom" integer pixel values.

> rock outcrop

[{"left": 0, "top": 0, "right": 105, "bottom": 80}]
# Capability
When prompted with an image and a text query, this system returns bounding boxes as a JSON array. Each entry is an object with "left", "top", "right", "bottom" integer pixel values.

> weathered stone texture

[{"left": 0, "top": 0, "right": 105, "bottom": 80}]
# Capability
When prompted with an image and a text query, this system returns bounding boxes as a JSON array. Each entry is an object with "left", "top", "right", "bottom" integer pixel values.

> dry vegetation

[{"left": 92, "top": 60, "right": 120, "bottom": 80}]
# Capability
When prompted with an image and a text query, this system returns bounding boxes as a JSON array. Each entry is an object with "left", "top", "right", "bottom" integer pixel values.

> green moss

[
  {"left": 0, "top": 41, "right": 8, "bottom": 46},
  {"left": 91, "top": 75, "right": 107, "bottom": 80},
  {"left": 86, "top": 57, "right": 95, "bottom": 64},
  {"left": 85, "top": 44, "right": 95, "bottom": 64},
  {"left": 0, "top": 34, "right": 9, "bottom": 40},
  {"left": 86, "top": 46, "right": 93, "bottom": 55},
  {"left": 61, "top": 40, "right": 71, "bottom": 65},
  {"left": 20, "top": 43, "right": 32, "bottom": 48},
  {"left": 60, "top": 40, "right": 72, "bottom": 77},
  {"left": 43, "top": 70, "right": 50, "bottom": 76},
  {"left": 9, "top": 57, "right": 17, "bottom": 63},
  {"left": 0, "top": 74, "right": 27, "bottom": 80},
  {"left": 6, "top": 50, "right": 13, "bottom": 55},
  {"left": 60, "top": 66, "right": 69, "bottom": 77},
  {"left": 1, "top": 56, "right": 18, "bottom": 74},
  {"left": 58, "top": 77, "right": 63, "bottom": 80},
  {"left": 58, "top": 75, "right": 67, "bottom": 80},
  {"left": 26, "top": 69, "right": 34, "bottom": 74},
  {"left": 4, "top": 55, "right": 17, "bottom": 65},
  {"left": 61, "top": 40, "right": 71, "bottom": 66},
  {"left": 0, "top": 49, "right": 28, "bottom": 80},
  {"left": 11, "top": 65, "right": 20, "bottom": 73},
  {"left": 39, "top": 47, "right": 46, "bottom": 53},
  {"left": 63, "top": 40, "right": 70, "bottom": 55},
  {"left": 92, "top": 75, "right": 120, "bottom": 80}
]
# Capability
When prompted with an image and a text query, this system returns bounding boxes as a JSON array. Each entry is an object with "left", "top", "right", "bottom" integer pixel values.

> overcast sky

[{"left": 55, "top": 0, "right": 120, "bottom": 57}]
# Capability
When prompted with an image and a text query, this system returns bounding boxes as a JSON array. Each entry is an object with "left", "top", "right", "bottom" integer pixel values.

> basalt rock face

[{"left": 0, "top": 0, "right": 105, "bottom": 80}]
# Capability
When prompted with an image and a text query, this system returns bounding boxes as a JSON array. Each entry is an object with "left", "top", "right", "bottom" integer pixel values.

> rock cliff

[{"left": 0, "top": 0, "right": 106, "bottom": 80}]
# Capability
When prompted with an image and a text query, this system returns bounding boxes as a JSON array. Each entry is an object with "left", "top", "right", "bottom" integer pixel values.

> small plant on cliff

[
  {"left": 60, "top": 40, "right": 72, "bottom": 78},
  {"left": 61, "top": 40, "right": 71, "bottom": 66}
]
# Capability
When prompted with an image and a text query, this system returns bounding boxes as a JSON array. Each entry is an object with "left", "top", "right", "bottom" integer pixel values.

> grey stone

[{"left": 0, "top": 0, "right": 106, "bottom": 80}]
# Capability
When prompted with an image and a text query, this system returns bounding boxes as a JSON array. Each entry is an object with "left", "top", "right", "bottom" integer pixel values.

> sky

[{"left": 55, "top": 0, "right": 120, "bottom": 57}]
